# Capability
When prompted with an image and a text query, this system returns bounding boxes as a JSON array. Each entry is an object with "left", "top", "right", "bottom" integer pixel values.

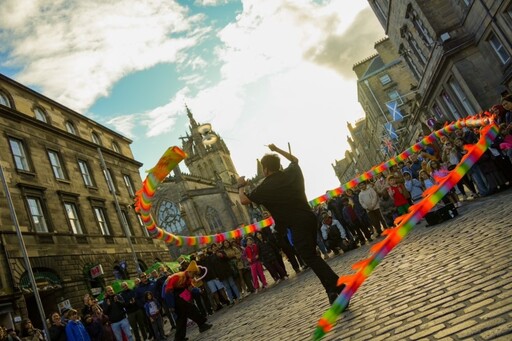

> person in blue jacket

[{"left": 65, "top": 309, "right": 90, "bottom": 341}]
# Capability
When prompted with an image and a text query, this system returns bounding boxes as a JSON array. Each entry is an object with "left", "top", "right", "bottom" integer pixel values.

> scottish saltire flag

[
  {"left": 385, "top": 122, "right": 398, "bottom": 139},
  {"left": 386, "top": 101, "right": 403, "bottom": 121}
]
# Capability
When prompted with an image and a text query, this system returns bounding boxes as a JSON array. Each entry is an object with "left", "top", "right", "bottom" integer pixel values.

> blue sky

[{"left": 0, "top": 0, "right": 384, "bottom": 199}]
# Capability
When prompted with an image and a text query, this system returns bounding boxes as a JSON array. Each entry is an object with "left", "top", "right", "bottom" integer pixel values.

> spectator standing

[
  {"left": 143, "top": 292, "right": 164, "bottom": 341},
  {"left": 48, "top": 312, "right": 66, "bottom": 341},
  {"left": 119, "top": 282, "right": 147, "bottom": 341},
  {"left": 102, "top": 286, "right": 133, "bottom": 341},
  {"left": 244, "top": 236, "right": 268, "bottom": 291},
  {"left": 358, "top": 181, "right": 387, "bottom": 235},
  {"left": 64, "top": 310, "right": 90, "bottom": 341}
]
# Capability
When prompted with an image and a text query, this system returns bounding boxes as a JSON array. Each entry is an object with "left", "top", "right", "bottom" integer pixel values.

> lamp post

[
  {"left": 0, "top": 161, "right": 50, "bottom": 339},
  {"left": 97, "top": 148, "right": 140, "bottom": 274}
]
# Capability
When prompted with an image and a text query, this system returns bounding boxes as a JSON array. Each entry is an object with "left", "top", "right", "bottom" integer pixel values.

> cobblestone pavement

[{"left": 165, "top": 188, "right": 512, "bottom": 341}]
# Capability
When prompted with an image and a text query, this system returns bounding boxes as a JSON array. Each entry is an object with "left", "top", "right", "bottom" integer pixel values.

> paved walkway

[{"left": 169, "top": 189, "right": 512, "bottom": 341}]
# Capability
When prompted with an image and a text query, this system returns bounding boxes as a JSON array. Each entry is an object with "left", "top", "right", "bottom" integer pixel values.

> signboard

[
  {"left": 90, "top": 287, "right": 103, "bottom": 296},
  {"left": 57, "top": 300, "right": 72, "bottom": 314},
  {"left": 90, "top": 264, "right": 104, "bottom": 278}
]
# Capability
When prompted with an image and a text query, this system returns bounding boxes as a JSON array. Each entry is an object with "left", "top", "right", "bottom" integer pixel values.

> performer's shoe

[
  {"left": 199, "top": 323, "right": 213, "bottom": 333},
  {"left": 328, "top": 284, "right": 349, "bottom": 307}
]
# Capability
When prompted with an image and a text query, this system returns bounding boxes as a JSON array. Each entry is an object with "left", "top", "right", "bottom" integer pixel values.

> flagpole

[
  {"left": 363, "top": 80, "right": 400, "bottom": 154},
  {"left": 0, "top": 160, "right": 51, "bottom": 339},
  {"left": 364, "top": 80, "right": 390, "bottom": 124},
  {"left": 97, "top": 147, "right": 140, "bottom": 274}
]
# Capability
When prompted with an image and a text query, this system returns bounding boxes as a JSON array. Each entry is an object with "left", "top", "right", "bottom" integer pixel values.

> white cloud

[
  {"left": 194, "top": 0, "right": 234, "bottom": 6},
  {"left": 2, "top": 0, "right": 384, "bottom": 199},
  {"left": 0, "top": 0, "right": 204, "bottom": 112}
]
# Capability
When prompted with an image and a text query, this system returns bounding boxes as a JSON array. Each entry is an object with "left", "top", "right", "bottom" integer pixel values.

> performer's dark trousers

[
  {"left": 174, "top": 294, "right": 207, "bottom": 341},
  {"left": 287, "top": 216, "right": 339, "bottom": 294}
]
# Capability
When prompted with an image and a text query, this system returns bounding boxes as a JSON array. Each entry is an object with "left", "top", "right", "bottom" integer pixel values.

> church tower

[{"left": 180, "top": 106, "right": 239, "bottom": 184}]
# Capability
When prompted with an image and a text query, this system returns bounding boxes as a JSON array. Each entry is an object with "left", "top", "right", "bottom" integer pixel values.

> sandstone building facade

[
  {"left": 0, "top": 74, "right": 170, "bottom": 330},
  {"left": 334, "top": 0, "right": 511, "bottom": 181}
]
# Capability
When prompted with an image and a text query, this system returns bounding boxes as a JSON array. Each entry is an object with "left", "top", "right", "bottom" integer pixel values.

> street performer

[
  {"left": 163, "top": 260, "right": 212, "bottom": 341},
  {"left": 237, "top": 143, "right": 345, "bottom": 305}
]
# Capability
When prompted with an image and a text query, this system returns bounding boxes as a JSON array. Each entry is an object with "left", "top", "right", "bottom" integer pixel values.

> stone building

[
  {"left": 368, "top": 0, "right": 511, "bottom": 128},
  {"left": 353, "top": 37, "right": 423, "bottom": 160},
  {"left": 150, "top": 108, "right": 253, "bottom": 258},
  {"left": 335, "top": 0, "right": 511, "bottom": 181},
  {"left": 0, "top": 74, "right": 170, "bottom": 330}
]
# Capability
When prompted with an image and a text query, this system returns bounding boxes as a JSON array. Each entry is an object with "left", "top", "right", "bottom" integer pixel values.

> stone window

[
  {"left": 399, "top": 43, "right": 421, "bottom": 80},
  {"left": 103, "top": 168, "right": 118, "bottom": 193},
  {"left": 0, "top": 90, "right": 12, "bottom": 108},
  {"left": 379, "top": 74, "right": 391, "bottom": 85},
  {"left": 112, "top": 141, "right": 121, "bottom": 153},
  {"left": 406, "top": 4, "right": 434, "bottom": 47},
  {"left": 137, "top": 214, "right": 150, "bottom": 237},
  {"left": 78, "top": 159, "right": 94, "bottom": 187},
  {"left": 27, "top": 197, "right": 49, "bottom": 233},
  {"left": 47, "top": 150, "right": 67, "bottom": 180},
  {"left": 387, "top": 90, "right": 403, "bottom": 105},
  {"left": 34, "top": 107, "right": 48, "bottom": 123},
  {"left": 448, "top": 77, "right": 476, "bottom": 116},
  {"left": 64, "top": 202, "right": 84, "bottom": 234},
  {"left": 91, "top": 131, "right": 102, "bottom": 145},
  {"left": 205, "top": 206, "right": 222, "bottom": 232},
  {"left": 120, "top": 210, "right": 135, "bottom": 237},
  {"left": 93, "top": 206, "right": 111, "bottom": 235},
  {"left": 440, "top": 90, "right": 463, "bottom": 120},
  {"left": 158, "top": 200, "right": 187, "bottom": 235},
  {"left": 123, "top": 174, "right": 135, "bottom": 197},
  {"left": 9, "top": 137, "right": 31, "bottom": 172},
  {"left": 488, "top": 32, "right": 511, "bottom": 64},
  {"left": 66, "top": 121, "right": 78, "bottom": 135}
]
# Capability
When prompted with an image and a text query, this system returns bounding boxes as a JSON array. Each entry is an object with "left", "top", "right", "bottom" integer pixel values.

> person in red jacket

[
  {"left": 163, "top": 261, "right": 212, "bottom": 341},
  {"left": 244, "top": 236, "right": 268, "bottom": 291},
  {"left": 387, "top": 175, "right": 410, "bottom": 215}
]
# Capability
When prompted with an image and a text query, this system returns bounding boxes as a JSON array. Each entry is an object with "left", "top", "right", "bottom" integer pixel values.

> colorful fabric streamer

[
  {"left": 313, "top": 116, "right": 498, "bottom": 340},
  {"left": 133, "top": 146, "right": 275, "bottom": 246},
  {"left": 309, "top": 115, "right": 495, "bottom": 207}
]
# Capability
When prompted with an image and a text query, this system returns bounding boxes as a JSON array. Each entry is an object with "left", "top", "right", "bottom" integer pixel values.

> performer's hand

[
  {"left": 268, "top": 143, "right": 278, "bottom": 152},
  {"left": 237, "top": 176, "right": 247, "bottom": 187}
]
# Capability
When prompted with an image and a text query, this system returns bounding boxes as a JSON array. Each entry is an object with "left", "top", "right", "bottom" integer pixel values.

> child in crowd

[
  {"left": 403, "top": 171, "right": 424, "bottom": 203},
  {"left": 379, "top": 190, "right": 397, "bottom": 227},
  {"left": 244, "top": 236, "right": 267, "bottom": 292},
  {"left": 144, "top": 292, "right": 165, "bottom": 341},
  {"left": 387, "top": 175, "right": 410, "bottom": 215}
]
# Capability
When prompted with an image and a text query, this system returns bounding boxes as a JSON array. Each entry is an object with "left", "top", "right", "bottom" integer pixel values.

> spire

[{"left": 185, "top": 104, "right": 198, "bottom": 127}]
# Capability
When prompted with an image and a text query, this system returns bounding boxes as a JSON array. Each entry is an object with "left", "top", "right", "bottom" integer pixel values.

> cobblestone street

[{"left": 174, "top": 188, "right": 512, "bottom": 341}]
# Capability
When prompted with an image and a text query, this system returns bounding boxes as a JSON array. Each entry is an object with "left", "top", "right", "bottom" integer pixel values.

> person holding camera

[{"left": 102, "top": 286, "right": 133, "bottom": 341}]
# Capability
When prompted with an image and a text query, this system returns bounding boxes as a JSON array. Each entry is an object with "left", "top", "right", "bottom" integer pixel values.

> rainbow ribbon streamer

[
  {"left": 133, "top": 146, "right": 275, "bottom": 246},
  {"left": 313, "top": 118, "right": 498, "bottom": 340},
  {"left": 308, "top": 115, "right": 495, "bottom": 207}
]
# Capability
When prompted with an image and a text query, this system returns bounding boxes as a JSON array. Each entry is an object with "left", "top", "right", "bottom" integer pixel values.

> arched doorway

[{"left": 19, "top": 268, "right": 63, "bottom": 330}]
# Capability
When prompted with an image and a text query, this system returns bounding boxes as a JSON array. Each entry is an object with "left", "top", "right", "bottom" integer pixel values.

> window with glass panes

[
  {"left": 78, "top": 160, "right": 93, "bottom": 186},
  {"left": 9, "top": 137, "right": 30, "bottom": 171},
  {"left": 123, "top": 175, "right": 135, "bottom": 197},
  {"left": 0, "top": 92, "right": 11, "bottom": 107},
  {"left": 34, "top": 107, "right": 48, "bottom": 123},
  {"left": 489, "top": 32, "right": 511, "bottom": 64},
  {"left": 48, "top": 150, "right": 66, "bottom": 179},
  {"left": 94, "top": 207, "right": 110, "bottom": 235},
  {"left": 66, "top": 121, "right": 77, "bottom": 135},
  {"left": 27, "top": 197, "right": 49, "bottom": 232},
  {"left": 64, "top": 202, "right": 83, "bottom": 234}
]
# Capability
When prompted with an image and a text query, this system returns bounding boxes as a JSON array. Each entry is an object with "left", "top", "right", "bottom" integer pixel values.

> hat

[
  {"left": 185, "top": 260, "right": 199, "bottom": 274},
  {"left": 402, "top": 170, "right": 411, "bottom": 176}
]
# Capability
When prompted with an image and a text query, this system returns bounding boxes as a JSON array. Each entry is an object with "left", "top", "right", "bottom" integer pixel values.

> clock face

[{"left": 158, "top": 201, "right": 187, "bottom": 234}]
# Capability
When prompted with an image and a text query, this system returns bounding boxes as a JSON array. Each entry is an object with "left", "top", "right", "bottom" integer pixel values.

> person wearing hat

[{"left": 163, "top": 261, "right": 212, "bottom": 341}]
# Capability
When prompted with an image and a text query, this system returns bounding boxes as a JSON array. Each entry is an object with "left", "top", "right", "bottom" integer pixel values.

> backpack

[{"left": 327, "top": 225, "right": 342, "bottom": 241}]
